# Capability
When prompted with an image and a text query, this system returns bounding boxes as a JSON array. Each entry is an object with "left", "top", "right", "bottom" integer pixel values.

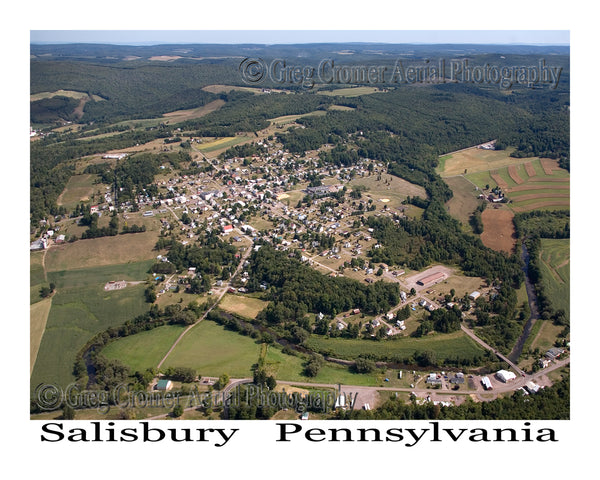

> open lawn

[
  {"left": 480, "top": 207, "right": 517, "bottom": 254},
  {"left": 528, "top": 320, "right": 568, "bottom": 354},
  {"left": 162, "top": 320, "right": 263, "bottom": 377},
  {"left": 201, "top": 84, "right": 290, "bottom": 95},
  {"left": 31, "top": 90, "right": 105, "bottom": 102},
  {"left": 30, "top": 251, "right": 46, "bottom": 286},
  {"left": 263, "top": 346, "right": 384, "bottom": 386},
  {"left": 45, "top": 232, "right": 159, "bottom": 272},
  {"left": 102, "top": 324, "right": 187, "bottom": 373},
  {"left": 218, "top": 294, "right": 269, "bottom": 320}
]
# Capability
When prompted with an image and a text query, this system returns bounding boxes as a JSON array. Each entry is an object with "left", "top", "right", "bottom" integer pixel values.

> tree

[
  {"left": 172, "top": 404, "right": 184, "bottom": 418},
  {"left": 354, "top": 356, "right": 376, "bottom": 374},
  {"left": 304, "top": 354, "right": 324, "bottom": 377},
  {"left": 215, "top": 373, "right": 230, "bottom": 390},
  {"left": 62, "top": 405, "right": 75, "bottom": 420}
]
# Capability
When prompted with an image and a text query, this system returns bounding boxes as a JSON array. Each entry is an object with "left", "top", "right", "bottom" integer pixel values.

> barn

[{"left": 416, "top": 271, "right": 445, "bottom": 286}]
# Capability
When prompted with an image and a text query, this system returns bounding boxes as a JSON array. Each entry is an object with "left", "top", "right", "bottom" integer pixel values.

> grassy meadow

[
  {"left": 305, "top": 330, "right": 485, "bottom": 363},
  {"left": 538, "top": 238, "right": 570, "bottom": 320}
]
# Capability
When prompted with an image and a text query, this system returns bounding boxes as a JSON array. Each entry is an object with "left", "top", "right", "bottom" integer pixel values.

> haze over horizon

[{"left": 30, "top": 30, "right": 570, "bottom": 46}]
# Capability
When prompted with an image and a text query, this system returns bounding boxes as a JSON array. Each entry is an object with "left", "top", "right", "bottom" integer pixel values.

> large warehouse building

[{"left": 416, "top": 271, "right": 446, "bottom": 286}]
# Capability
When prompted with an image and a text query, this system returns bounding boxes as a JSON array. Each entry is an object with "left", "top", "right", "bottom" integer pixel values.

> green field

[
  {"left": 463, "top": 157, "right": 569, "bottom": 213},
  {"left": 263, "top": 346, "right": 385, "bottom": 386},
  {"left": 45, "top": 233, "right": 159, "bottom": 272},
  {"left": 102, "top": 324, "right": 187, "bottom": 373},
  {"left": 102, "top": 318, "right": 400, "bottom": 386},
  {"left": 30, "top": 297, "right": 53, "bottom": 374},
  {"left": 47, "top": 260, "right": 154, "bottom": 288},
  {"left": 443, "top": 175, "right": 482, "bottom": 227},
  {"left": 268, "top": 110, "right": 326, "bottom": 126},
  {"left": 197, "top": 136, "right": 253, "bottom": 154},
  {"left": 162, "top": 320, "right": 263, "bottom": 377},
  {"left": 305, "top": 330, "right": 485, "bottom": 363},
  {"left": 30, "top": 266, "right": 149, "bottom": 391},
  {"left": 318, "top": 86, "right": 386, "bottom": 97},
  {"left": 538, "top": 238, "right": 570, "bottom": 319},
  {"left": 30, "top": 251, "right": 46, "bottom": 287}
]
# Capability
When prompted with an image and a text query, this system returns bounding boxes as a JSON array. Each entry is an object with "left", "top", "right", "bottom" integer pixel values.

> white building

[
  {"left": 469, "top": 291, "right": 481, "bottom": 301},
  {"left": 496, "top": 370, "right": 516, "bottom": 383}
]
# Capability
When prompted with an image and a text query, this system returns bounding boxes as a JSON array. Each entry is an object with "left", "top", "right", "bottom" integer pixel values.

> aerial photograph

[{"left": 28, "top": 26, "right": 572, "bottom": 430}]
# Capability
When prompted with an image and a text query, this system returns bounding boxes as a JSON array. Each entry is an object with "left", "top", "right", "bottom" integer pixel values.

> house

[
  {"left": 538, "top": 358, "right": 552, "bottom": 369},
  {"left": 545, "top": 347, "right": 565, "bottom": 360},
  {"left": 525, "top": 381, "right": 541, "bottom": 394},
  {"left": 496, "top": 370, "right": 516, "bottom": 383},
  {"left": 450, "top": 373, "right": 465, "bottom": 384},
  {"left": 222, "top": 225, "right": 234, "bottom": 234},
  {"left": 55, "top": 234, "right": 66, "bottom": 244},
  {"left": 156, "top": 379, "right": 173, "bottom": 391},
  {"left": 481, "top": 376, "right": 493, "bottom": 390},
  {"left": 426, "top": 373, "right": 442, "bottom": 385}
]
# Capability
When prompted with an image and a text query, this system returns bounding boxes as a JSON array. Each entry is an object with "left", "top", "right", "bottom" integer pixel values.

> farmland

[
  {"left": 480, "top": 207, "right": 517, "bottom": 253},
  {"left": 538, "top": 238, "right": 570, "bottom": 319},
  {"left": 56, "top": 174, "right": 101, "bottom": 210},
  {"left": 30, "top": 281, "right": 148, "bottom": 390},
  {"left": 218, "top": 294, "right": 269, "bottom": 320},
  {"left": 318, "top": 86, "right": 387, "bottom": 97},
  {"left": 196, "top": 136, "right": 253, "bottom": 154},
  {"left": 102, "top": 324, "right": 187, "bottom": 373},
  {"left": 305, "top": 330, "right": 486, "bottom": 363},
  {"left": 161, "top": 320, "right": 263, "bottom": 378},
  {"left": 45, "top": 232, "right": 160, "bottom": 272}
]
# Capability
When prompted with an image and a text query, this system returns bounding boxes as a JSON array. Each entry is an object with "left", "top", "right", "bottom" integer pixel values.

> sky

[{"left": 30, "top": 30, "right": 570, "bottom": 46}]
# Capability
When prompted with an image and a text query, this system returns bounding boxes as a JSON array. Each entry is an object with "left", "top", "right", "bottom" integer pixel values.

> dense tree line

[
  {"left": 513, "top": 210, "right": 570, "bottom": 239},
  {"left": 30, "top": 95, "right": 81, "bottom": 123},
  {"left": 249, "top": 245, "right": 399, "bottom": 322},
  {"left": 180, "top": 91, "right": 331, "bottom": 137},
  {"left": 157, "top": 234, "right": 239, "bottom": 280}
]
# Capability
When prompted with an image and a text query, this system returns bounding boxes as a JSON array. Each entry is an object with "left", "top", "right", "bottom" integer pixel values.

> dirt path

[{"left": 156, "top": 242, "right": 254, "bottom": 370}]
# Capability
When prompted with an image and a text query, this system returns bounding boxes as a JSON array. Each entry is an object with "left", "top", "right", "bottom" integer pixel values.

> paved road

[{"left": 460, "top": 324, "right": 526, "bottom": 375}]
